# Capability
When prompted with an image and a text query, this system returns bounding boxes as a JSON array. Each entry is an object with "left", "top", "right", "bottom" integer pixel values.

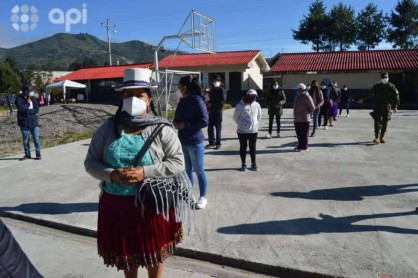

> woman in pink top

[{"left": 293, "top": 83, "right": 315, "bottom": 151}]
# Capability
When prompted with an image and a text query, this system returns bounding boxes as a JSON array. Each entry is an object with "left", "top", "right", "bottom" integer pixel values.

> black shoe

[
  {"left": 249, "top": 164, "right": 259, "bottom": 171},
  {"left": 205, "top": 144, "right": 216, "bottom": 149},
  {"left": 215, "top": 144, "right": 221, "bottom": 150},
  {"left": 19, "top": 154, "right": 31, "bottom": 161},
  {"left": 310, "top": 132, "right": 315, "bottom": 137},
  {"left": 35, "top": 153, "right": 42, "bottom": 160},
  {"left": 239, "top": 164, "right": 247, "bottom": 172}
]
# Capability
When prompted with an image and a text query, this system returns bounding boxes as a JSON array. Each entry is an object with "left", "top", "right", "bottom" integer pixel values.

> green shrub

[{"left": 224, "top": 103, "right": 233, "bottom": 110}]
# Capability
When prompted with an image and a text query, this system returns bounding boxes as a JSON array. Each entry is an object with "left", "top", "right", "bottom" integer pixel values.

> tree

[
  {"left": 293, "top": 0, "right": 330, "bottom": 52},
  {"left": 356, "top": 3, "right": 387, "bottom": 50},
  {"left": 328, "top": 2, "right": 357, "bottom": 51},
  {"left": 387, "top": 0, "right": 418, "bottom": 49},
  {"left": 0, "top": 60, "right": 21, "bottom": 95}
]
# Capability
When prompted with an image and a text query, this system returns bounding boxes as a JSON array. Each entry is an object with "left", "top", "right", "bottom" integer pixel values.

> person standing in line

[
  {"left": 357, "top": 72, "right": 400, "bottom": 144},
  {"left": 174, "top": 76, "right": 209, "bottom": 209},
  {"left": 332, "top": 81, "right": 341, "bottom": 120},
  {"left": 233, "top": 89, "right": 262, "bottom": 171},
  {"left": 328, "top": 83, "right": 339, "bottom": 127},
  {"left": 6, "top": 92, "right": 15, "bottom": 115},
  {"left": 318, "top": 82, "right": 330, "bottom": 130},
  {"left": 265, "top": 81, "right": 286, "bottom": 138},
  {"left": 206, "top": 75, "right": 227, "bottom": 150},
  {"left": 15, "top": 84, "right": 42, "bottom": 160},
  {"left": 308, "top": 80, "right": 324, "bottom": 137},
  {"left": 85, "top": 68, "right": 188, "bottom": 278},
  {"left": 339, "top": 85, "right": 352, "bottom": 117},
  {"left": 293, "top": 83, "right": 315, "bottom": 151}
]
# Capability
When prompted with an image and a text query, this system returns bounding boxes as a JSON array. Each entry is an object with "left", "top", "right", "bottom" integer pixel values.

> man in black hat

[
  {"left": 206, "top": 75, "right": 227, "bottom": 149},
  {"left": 358, "top": 72, "right": 400, "bottom": 144},
  {"left": 15, "top": 84, "right": 42, "bottom": 160}
]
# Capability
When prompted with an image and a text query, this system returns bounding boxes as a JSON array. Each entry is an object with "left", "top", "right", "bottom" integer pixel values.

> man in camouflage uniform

[{"left": 358, "top": 72, "right": 400, "bottom": 144}]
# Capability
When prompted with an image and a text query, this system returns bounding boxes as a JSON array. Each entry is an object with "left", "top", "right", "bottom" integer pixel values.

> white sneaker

[
  {"left": 324, "top": 126, "right": 328, "bottom": 130},
  {"left": 266, "top": 133, "right": 271, "bottom": 139},
  {"left": 196, "top": 197, "right": 207, "bottom": 209},
  {"left": 347, "top": 114, "right": 350, "bottom": 117},
  {"left": 276, "top": 133, "right": 281, "bottom": 138}
]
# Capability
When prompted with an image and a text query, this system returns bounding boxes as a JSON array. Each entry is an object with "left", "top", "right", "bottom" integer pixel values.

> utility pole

[{"left": 101, "top": 19, "right": 116, "bottom": 66}]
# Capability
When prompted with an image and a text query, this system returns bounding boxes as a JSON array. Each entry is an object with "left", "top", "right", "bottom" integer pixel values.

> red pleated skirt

[{"left": 97, "top": 191, "right": 183, "bottom": 270}]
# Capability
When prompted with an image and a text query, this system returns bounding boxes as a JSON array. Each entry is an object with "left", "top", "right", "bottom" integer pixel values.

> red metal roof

[
  {"left": 270, "top": 49, "right": 418, "bottom": 72},
  {"left": 156, "top": 50, "right": 261, "bottom": 68},
  {"left": 55, "top": 63, "right": 152, "bottom": 81}
]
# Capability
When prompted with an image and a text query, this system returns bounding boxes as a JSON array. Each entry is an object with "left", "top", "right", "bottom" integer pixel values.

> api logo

[
  {"left": 11, "top": 5, "right": 39, "bottom": 32},
  {"left": 10, "top": 4, "right": 88, "bottom": 32}
]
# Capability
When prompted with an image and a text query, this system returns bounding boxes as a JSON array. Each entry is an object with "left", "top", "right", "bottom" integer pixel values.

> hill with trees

[{"left": 2, "top": 33, "right": 170, "bottom": 70}]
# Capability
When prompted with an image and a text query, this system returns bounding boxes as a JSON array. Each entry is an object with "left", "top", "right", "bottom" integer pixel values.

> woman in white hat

[
  {"left": 85, "top": 68, "right": 191, "bottom": 277},
  {"left": 232, "top": 89, "right": 262, "bottom": 171}
]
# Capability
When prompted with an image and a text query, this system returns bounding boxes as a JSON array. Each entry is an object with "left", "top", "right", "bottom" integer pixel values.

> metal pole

[{"left": 102, "top": 19, "right": 116, "bottom": 66}]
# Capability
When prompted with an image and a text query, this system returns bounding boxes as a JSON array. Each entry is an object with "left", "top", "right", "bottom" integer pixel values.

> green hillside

[{"left": 3, "top": 33, "right": 169, "bottom": 70}]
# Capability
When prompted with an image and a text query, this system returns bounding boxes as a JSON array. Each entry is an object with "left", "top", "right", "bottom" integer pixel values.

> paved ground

[
  {"left": 1, "top": 108, "right": 418, "bottom": 278},
  {"left": 4, "top": 217, "right": 269, "bottom": 278}
]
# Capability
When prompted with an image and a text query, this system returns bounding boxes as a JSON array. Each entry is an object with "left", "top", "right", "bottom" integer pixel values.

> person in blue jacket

[
  {"left": 15, "top": 84, "right": 42, "bottom": 160},
  {"left": 174, "top": 76, "right": 209, "bottom": 209}
]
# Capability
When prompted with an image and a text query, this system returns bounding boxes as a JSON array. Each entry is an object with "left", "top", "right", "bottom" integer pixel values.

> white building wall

[
  {"left": 242, "top": 62, "right": 263, "bottom": 90},
  {"left": 282, "top": 72, "right": 381, "bottom": 90}
]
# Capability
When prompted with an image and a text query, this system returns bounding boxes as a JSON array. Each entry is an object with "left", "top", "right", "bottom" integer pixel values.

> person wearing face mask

[
  {"left": 85, "top": 68, "right": 188, "bottom": 278},
  {"left": 233, "top": 89, "right": 262, "bottom": 171},
  {"left": 318, "top": 81, "right": 331, "bottom": 129},
  {"left": 15, "top": 84, "right": 42, "bottom": 160},
  {"left": 293, "top": 83, "right": 315, "bottom": 151},
  {"left": 308, "top": 80, "right": 324, "bottom": 137},
  {"left": 173, "top": 76, "right": 209, "bottom": 209},
  {"left": 339, "top": 85, "right": 352, "bottom": 117},
  {"left": 357, "top": 72, "right": 400, "bottom": 144},
  {"left": 206, "top": 75, "right": 227, "bottom": 150},
  {"left": 265, "top": 81, "right": 286, "bottom": 138}
]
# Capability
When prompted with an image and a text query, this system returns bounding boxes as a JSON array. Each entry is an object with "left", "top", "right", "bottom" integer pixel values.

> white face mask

[
  {"left": 122, "top": 96, "right": 147, "bottom": 116},
  {"left": 29, "top": 92, "right": 34, "bottom": 97},
  {"left": 273, "top": 85, "right": 279, "bottom": 90},
  {"left": 381, "top": 78, "right": 389, "bottom": 84},
  {"left": 214, "top": 81, "right": 221, "bottom": 87},
  {"left": 175, "top": 88, "right": 182, "bottom": 98}
]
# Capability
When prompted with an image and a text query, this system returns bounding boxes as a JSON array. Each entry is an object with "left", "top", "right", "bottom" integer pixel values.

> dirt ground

[{"left": 0, "top": 104, "right": 118, "bottom": 158}]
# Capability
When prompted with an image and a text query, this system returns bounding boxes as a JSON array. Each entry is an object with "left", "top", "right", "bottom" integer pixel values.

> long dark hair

[
  {"left": 179, "top": 75, "right": 205, "bottom": 99},
  {"left": 113, "top": 88, "right": 158, "bottom": 137}
]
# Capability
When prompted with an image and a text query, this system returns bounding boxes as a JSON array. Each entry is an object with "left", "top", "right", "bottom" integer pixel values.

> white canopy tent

[{"left": 45, "top": 80, "right": 87, "bottom": 104}]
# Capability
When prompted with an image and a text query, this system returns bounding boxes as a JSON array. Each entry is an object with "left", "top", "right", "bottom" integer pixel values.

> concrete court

[{"left": 0, "top": 108, "right": 418, "bottom": 278}]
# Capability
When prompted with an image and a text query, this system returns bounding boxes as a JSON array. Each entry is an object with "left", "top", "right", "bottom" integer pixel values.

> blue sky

[{"left": 0, "top": 0, "right": 397, "bottom": 57}]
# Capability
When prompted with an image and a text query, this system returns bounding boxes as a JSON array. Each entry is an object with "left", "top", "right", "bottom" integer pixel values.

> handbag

[{"left": 134, "top": 124, "right": 192, "bottom": 217}]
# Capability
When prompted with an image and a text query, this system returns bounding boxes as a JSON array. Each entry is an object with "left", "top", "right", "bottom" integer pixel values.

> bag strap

[{"left": 134, "top": 123, "right": 169, "bottom": 166}]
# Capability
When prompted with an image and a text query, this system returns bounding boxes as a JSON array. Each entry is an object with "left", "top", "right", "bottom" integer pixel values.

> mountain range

[{"left": 0, "top": 33, "right": 171, "bottom": 70}]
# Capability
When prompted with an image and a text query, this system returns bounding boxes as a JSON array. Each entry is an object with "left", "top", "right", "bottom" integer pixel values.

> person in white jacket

[{"left": 233, "top": 89, "right": 262, "bottom": 171}]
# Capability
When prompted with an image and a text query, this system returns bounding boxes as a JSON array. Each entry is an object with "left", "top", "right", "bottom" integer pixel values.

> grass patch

[{"left": 56, "top": 131, "right": 94, "bottom": 144}]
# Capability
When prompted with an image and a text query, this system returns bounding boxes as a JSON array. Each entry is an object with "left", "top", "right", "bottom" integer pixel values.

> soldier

[{"left": 358, "top": 72, "right": 400, "bottom": 144}]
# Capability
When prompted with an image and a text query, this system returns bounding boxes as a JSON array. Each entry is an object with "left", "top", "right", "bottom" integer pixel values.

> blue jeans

[
  {"left": 312, "top": 108, "right": 320, "bottom": 132},
  {"left": 182, "top": 142, "right": 208, "bottom": 198},
  {"left": 20, "top": 127, "right": 41, "bottom": 156},
  {"left": 208, "top": 113, "right": 223, "bottom": 145}
]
